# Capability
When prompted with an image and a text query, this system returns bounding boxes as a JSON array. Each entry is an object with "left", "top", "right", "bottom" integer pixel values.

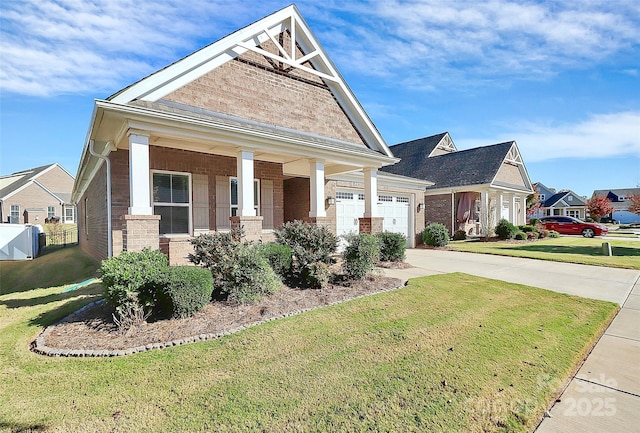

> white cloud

[{"left": 456, "top": 111, "right": 640, "bottom": 162}]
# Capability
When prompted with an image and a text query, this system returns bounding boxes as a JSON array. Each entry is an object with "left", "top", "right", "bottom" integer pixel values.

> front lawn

[
  {"left": 448, "top": 237, "right": 640, "bottom": 270},
  {"left": 0, "top": 272, "right": 616, "bottom": 432}
]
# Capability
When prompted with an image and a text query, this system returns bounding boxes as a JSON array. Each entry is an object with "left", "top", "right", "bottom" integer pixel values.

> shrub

[
  {"left": 152, "top": 266, "right": 213, "bottom": 319},
  {"left": 256, "top": 243, "right": 292, "bottom": 278},
  {"left": 514, "top": 231, "right": 527, "bottom": 240},
  {"left": 453, "top": 230, "right": 467, "bottom": 241},
  {"left": 527, "top": 231, "right": 540, "bottom": 240},
  {"left": 537, "top": 228, "right": 550, "bottom": 238},
  {"left": 376, "top": 231, "right": 406, "bottom": 262},
  {"left": 422, "top": 223, "right": 449, "bottom": 247},
  {"left": 343, "top": 233, "right": 380, "bottom": 280},
  {"left": 275, "top": 220, "right": 337, "bottom": 287},
  {"left": 224, "top": 246, "right": 282, "bottom": 304},
  {"left": 100, "top": 248, "right": 167, "bottom": 314},
  {"left": 306, "top": 262, "right": 331, "bottom": 290},
  {"left": 529, "top": 218, "right": 540, "bottom": 226},
  {"left": 548, "top": 230, "right": 560, "bottom": 238},
  {"left": 519, "top": 225, "right": 535, "bottom": 233},
  {"left": 495, "top": 219, "right": 518, "bottom": 240}
]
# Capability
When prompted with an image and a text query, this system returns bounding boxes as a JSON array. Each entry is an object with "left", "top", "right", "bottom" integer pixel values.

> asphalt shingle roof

[
  {"left": 0, "top": 164, "right": 55, "bottom": 200},
  {"left": 383, "top": 139, "right": 515, "bottom": 189}
]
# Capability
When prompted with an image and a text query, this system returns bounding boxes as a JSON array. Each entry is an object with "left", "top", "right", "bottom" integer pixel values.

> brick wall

[
  {"left": 37, "top": 165, "right": 74, "bottom": 195},
  {"left": 78, "top": 164, "right": 109, "bottom": 260},
  {"left": 4, "top": 184, "right": 62, "bottom": 224},
  {"left": 424, "top": 194, "right": 453, "bottom": 234},
  {"left": 283, "top": 177, "right": 309, "bottom": 222},
  {"left": 164, "top": 35, "right": 366, "bottom": 146}
]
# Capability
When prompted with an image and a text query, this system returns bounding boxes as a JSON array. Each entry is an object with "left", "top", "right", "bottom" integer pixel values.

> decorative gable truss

[
  {"left": 492, "top": 142, "right": 533, "bottom": 192},
  {"left": 109, "top": 5, "right": 391, "bottom": 158},
  {"left": 428, "top": 133, "right": 457, "bottom": 157}
]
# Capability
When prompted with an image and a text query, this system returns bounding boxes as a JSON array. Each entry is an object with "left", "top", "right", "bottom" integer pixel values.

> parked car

[{"left": 538, "top": 216, "right": 608, "bottom": 238}]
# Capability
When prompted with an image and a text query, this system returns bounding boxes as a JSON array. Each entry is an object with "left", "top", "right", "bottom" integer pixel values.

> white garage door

[{"left": 336, "top": 191, "right": 411, "bottom": 243}]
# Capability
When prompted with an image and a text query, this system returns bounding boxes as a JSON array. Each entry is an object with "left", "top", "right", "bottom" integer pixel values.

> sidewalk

[{"left": 383, "top": 249, "right": 640, "bottom": 433}]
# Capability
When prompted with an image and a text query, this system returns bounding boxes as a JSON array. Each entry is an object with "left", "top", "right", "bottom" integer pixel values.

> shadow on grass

[
  {"left": 0, "top": 421, "right": 48, "bottom": 432},
  {"left": 0, "top": 283, "right": 103, "bottom": 310},
  {"left": 27, "top": 291, "right": 104, "bottom": 328},
  {"left": 497, "top": 244, "right": 640, "bottom": 257}
]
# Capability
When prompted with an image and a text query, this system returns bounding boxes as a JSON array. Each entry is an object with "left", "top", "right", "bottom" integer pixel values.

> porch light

[
  {"left": 417, "top": 202, "right": 425, "bottom": 212},
  {"left": 326, "top": 196, "right": 336, "bottom": 206}
]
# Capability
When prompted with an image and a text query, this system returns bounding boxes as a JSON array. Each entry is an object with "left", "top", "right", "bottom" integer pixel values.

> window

[
  {"left": 539, "top": 194, "right": 545, "bottom": 201},
  {"left": 64, "top": 206, "right": 74, "bottom": 223},
  {"left": 48, "top": 206, "right": 55, "bottom": 219},
  {"left": 567, "top": 196, "right": 573, "bottom": 202},
  {"left": 396, "top": 196, "right": 410, "bottom": 203},
  {"left": 152, "top": 171, "right": 191, "bottom": 235},
  {"left": 567, "top": 210, "right": 580, "bottom": 218},
  {"left": 378, "top": 195, "right": 393, "bottom": 202},
  {"left": 84, "top": 198, "right": 89, "bottom": 236},
  {"left": 230, "top": 178, "right": 259, "bottom": 217},
  {"left": 336, "top": 192, "right": 354, "bottom": 200},
  {"left": 10, "top": 205, "right": 19, "bottom": 223}
]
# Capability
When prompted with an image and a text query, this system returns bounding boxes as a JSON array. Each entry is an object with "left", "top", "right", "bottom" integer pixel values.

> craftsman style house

[
  {"left": 382, "top": 133, "right": 534, "bottom": 236},
  {"left": 72, "top": 5, "right": 430, "bottom": 263},
  {"left": 0, "top": 163, "right": 75, "bottom": 225},
  {"left": 530, "top": 182, "right": 588, "bottom": 220}
]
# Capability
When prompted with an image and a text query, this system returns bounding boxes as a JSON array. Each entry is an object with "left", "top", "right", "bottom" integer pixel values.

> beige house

[
  {"left": 382, "top": 133, "right": 534, "bottom": 236},
  {"left": 72, "top": 5, "right": 430, "bottom": 263},
  {"left": 0, "top": 163, "right": 75, "bottom": 225}
]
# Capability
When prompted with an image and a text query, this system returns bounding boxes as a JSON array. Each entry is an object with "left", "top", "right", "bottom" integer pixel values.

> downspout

[
  {"left": 451, "top": 191, "right": 455, "bottom": 236},
  {"left": 88, "top": 140, "right": 112, "bottom": 257}
]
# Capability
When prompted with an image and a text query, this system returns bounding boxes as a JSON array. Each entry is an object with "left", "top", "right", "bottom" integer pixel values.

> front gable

[
  {"left": 428, "top": 132, "right": 456, "bottom": 157},
  {"left": 491, "top": 143, "right": 532, "bottom": 192},
  {"left": 108, "top": 5, "right": 391, "bottom": 157}
]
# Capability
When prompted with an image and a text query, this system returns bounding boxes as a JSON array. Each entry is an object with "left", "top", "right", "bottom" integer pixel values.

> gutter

[{"left": 88, "top": 140, "right": 113, "bottom": 257}]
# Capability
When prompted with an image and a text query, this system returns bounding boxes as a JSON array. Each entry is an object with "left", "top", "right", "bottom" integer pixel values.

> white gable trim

[
  {"left": 108, "top": 5, "right": 392, "bottom": 157},
  {"left": 428, "top": 133, "right": 457, "bottom": 157},
  {"left": 490, "top": 142, "right": 533, "bottom": 193}
]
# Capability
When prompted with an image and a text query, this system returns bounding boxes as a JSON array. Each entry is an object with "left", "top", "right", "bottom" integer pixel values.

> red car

[{"left": 538, "top": 216, "right": 608, "bottom": 238}]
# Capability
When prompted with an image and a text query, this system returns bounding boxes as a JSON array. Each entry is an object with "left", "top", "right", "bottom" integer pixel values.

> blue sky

[{"left": 1, "top": 0, "right": 639, "bottom": 197}]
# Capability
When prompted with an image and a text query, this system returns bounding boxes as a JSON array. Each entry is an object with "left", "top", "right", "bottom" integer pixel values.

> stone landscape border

[{"left": 30, "top": 280, "right": 406, "bottom": 357}]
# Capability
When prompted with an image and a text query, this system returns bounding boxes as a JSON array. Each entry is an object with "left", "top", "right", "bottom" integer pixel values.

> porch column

[
  {"left": 237, "top": 150, "right": 256, "bottom": 217},
  {"left": 231, "top": 150, "right": 262, "bottom": 241},
  {"left": 359, "top": 168, "right": 383, "bottom": 234},
  {"left": 519, "top": 195, "right": 527, "bottom": 225},
  {"left": 309, "top": 160, "right": 326, "bottom": 218},
  {"left": 480, "top": 190, "right": 489, "bottom": 236},
  {"left": 128, "top": 132, "right": 152, "bottom": 215},
  {"left": 499, "top": 192, "right": 505, "bottom": 222},
  {"left": 510, "top": 193, "right": 517, "bottom": 225}
]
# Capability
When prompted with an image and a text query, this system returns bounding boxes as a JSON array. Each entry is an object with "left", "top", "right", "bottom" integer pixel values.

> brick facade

[
  {"left": 164, "top": 37, "right": 366, "bottom": 147},
  {"left": 78, "top": 164, "right": 109, "bottom": 260},
  {"left": 122, "top": 214, "right": 160, "bottom": 252},
  {"left": 424, "top": 193, "right": 454, "bottom": 235},
  {"left": 358, "top": 217, "right": 384, "bottom": 234}
]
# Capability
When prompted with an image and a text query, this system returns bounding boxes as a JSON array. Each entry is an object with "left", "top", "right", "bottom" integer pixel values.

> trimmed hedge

[
  {"left": 422, "top": 223, "right": 449, "bottom": 247},
  {"left": 453, "top": 230, "right": 467, "bottom": 241},
  {"left": 343, "top": 233, "right": 380, "bottom": 280},
  {"left": 376, "top": 231, "right": 406, "bottom": 262},
  {"left": 514, "top": 231, "right": 527, "bottom": 240},
  {"left": 153, "top": 266, "right": 213, "bottom": 319},
  {"left": 225, "top": 246, "right": 282, "bottom": 304}
]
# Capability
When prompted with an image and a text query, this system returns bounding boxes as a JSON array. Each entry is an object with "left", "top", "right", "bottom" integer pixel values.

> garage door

[{"left": 336, "top": 191, "right": 411, "bottom": 243}]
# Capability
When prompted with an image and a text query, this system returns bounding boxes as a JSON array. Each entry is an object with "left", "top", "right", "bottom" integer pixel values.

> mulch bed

[{"left": 36, "top": 274, "right": 404, "bottom": 355}]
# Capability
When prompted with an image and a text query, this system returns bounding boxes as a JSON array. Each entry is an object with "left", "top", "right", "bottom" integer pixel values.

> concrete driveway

[{"left": 384, "top": 249, "right": 640, "bottom": 433}]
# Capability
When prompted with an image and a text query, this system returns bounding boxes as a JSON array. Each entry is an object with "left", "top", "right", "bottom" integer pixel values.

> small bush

[
  {"left": 275, "top": 220, "right": 337, "bottom": 287},
  {"left": 100, "top": 248, "right": 167, "bottom": 314},
  {"left": 343, "top": 233, "right": 380, "bottom": 280},
  {"left": 151, "top": 266, "right": 213, "bottom": 319},
  {"left": 527, "top": 231, "right": 540, "bottom": 240},
  {"left": 453, "top": 230, "right": 467, "bottom": 241},
  {"left": 376, "top": 231, "right": 406, "bottom": 262},
  {"left": 306, "top": 262, "right": 331, "bottom": 290},
  {"left": 495, "top": 219, "right": 518, "bottom": 240},
  {"left": 537, "top": 228, "right": 550, "bottom": 238},
  {"left": 514, "top": 231, "right": 527, "bottom": 240},
  {"left": 256, "top": 243, "right": 293, "bottom": 278},
  {"left": 520, "top": 225, "right": 536, "bottom": 233},
  {"left": 225, "top": 246, "right": 282, "bottom": 304},
  {"left": 422, "top": 223, "right": 449, "bottom": 247},
  {"left": 548, "top": 230, "right": 560, "bottom": 238},
  {"left": 529, "top": 218, "right": 540, "bottom": 226}
]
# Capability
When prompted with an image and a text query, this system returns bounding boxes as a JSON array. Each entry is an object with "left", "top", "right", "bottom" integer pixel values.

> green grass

[
  {"left": 448, "top": 237, "right": 640, "bottom": 269},
  {"left": 0, "top": 272, "right": 616, "bottom": 432},
  {"left": 0, "top": 245, "right": 99, "bottom": 295}
]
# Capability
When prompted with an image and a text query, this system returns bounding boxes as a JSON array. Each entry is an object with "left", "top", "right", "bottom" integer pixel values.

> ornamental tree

[
  {"left": 586, "top": 195, "right": 614, "bottom": 222},
  {"left": 526, "top": 187, "right": 542, "bottom": 216},
  {"left": 628, "top": 194, "right": 640, "bottom": 215}
]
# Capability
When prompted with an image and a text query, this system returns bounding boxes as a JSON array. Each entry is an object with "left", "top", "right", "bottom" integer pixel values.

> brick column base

[
  {"left": 122, "top": 214, "right": 160, "bottom": 253},
  {"left": 230, "top": 216, "right": 264, "bottom": 242},
  {"left": 359, "top": 217, "right": 384, "bottom": 234}
]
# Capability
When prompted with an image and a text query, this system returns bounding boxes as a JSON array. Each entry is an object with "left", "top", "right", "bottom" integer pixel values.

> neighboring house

[
  {"left": 592, "top": 188, "right": 640, "bottom": 224},
  {"left": 381, "top": 132, "right": 534, "bottom": 236},
  {"left": 72, "top": 5, "right": 430, "bottom": 263},
  {"left": 531, "top": 182, "right": 588, "bottom": 220},
  {"left": 0, "top": 163, "right": 75, "bottom": 225}
]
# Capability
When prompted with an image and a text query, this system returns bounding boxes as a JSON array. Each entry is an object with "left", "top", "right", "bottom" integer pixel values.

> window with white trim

[
  {"left": 336, "top": 192, "right": 354, "bottom": 200},
  {"left": 152, "top": 171, "right": 191, "bottom": 235},
  {"left": 539, "top": 194, "right": 545, "bottom": 201},
  {"left": 566, "top": 209, "right": 580, "bottom": 218},
  {"left": 378, "top": 195, "right": 393, "bottom": 202},
  {"left": 84, "top": 198, "right": 89, "bottom": 236},
  {"left": 567, "top": 196, "right": 573, "bottom": 202},
  {"left": 230, "top": 178, "right": 259, "bottom": 217},
  {"left": 396, "top": 196, "right": 410, "bottom": 203},
  {"left": 10, "top": 205, "right": 19, "bottom": 223},
  {"left": 48, "top": 206, "right": 56, "bottom": 219},
  {"left": 64, "top": 206, "right": 74, "bottom": 223}
]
